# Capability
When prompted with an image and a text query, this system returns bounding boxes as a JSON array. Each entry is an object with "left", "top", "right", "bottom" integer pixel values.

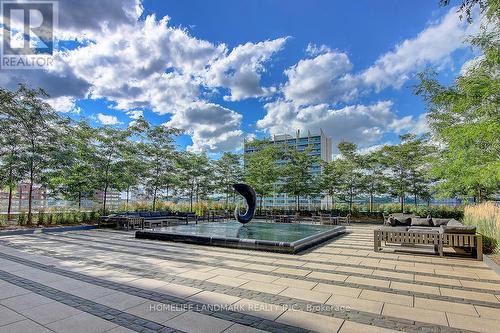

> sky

[{"left": 0, "top": 0, "right": 480, "bottom": 156}]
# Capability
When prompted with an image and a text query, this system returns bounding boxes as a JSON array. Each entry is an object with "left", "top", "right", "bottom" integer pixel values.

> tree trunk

[
  {"left": 126, "top": 186, "right": 130, "bottom": 211},
  {"left": 78, "top": 191, "right": 82, "bottom": 211},
  {"left": 331, "top": 195, "right": 335, "bottom": 211},
  {"left": 414, "top": 194, "right": 417, "bottom": 208},
  {"left": 259, "top": 195, "right": 263, "bottom": 215},
  {"left": 296, "top": 195, "right": 300, "bottom": 211},
  {"left": 18, "top": 187, "right": 22, "bottom": 212},
  {"left": 369, "top": 192, "right": 373, "bottom": 213},
  {"left": 7, "top": 184, "right": 13, "bottom": 221},
  {"left": 349, "top": 189, "right": 353, "bottom": 213},
  {"left": 103, "top": 183, "right": 108, "bottom": 215},
  {"left": 190, "top": 193, "right": 193, "bottom": 212},
  {"left": 27, "top": 163, "right": 34, "bottom": 225},
  {"left": 152, "top": 186, "right": 157, "bottom": 211},
  {"left": 400, "top": 195, "right": 404, "bottom": 213}
]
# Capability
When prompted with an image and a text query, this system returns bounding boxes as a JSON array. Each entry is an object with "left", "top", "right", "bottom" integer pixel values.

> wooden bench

[{"left": 374, "top": 227, "right": 483, "bottom": 260}]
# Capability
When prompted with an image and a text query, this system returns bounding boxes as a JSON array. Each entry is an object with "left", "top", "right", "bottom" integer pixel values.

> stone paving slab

[{"left": 0, "top": 225, "right": 499, "bottom": 333}]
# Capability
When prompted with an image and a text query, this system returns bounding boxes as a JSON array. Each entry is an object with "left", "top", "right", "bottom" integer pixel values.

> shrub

[
  {"left": 18, "top": 212, "right": 26, "bottom": 225},
  {"left": 463, "top": 202, "right": 499, "bottom": 254},
  {"left": 37, "top": 211, "right": 44, "bottom": 225}
]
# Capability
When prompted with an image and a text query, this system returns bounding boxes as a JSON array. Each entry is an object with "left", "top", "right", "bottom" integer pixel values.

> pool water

[
  {"left": 156, "top": 221, "right": 337, "bottom": 242},
  {"left": 136, "top": 221, "right": 346, "bottom": 253}
]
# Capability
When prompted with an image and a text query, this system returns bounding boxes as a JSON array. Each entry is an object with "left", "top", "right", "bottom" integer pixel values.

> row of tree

[
  {"left": 243, "top": 134, "right": 436, "bottom": 213},
  {"left": 0, "top": 87, "right": 245, "bottom": 224}
]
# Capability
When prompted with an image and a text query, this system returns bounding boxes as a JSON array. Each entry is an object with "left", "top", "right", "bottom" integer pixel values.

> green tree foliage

[
  {"left": 360, "top": 150, "right": 389, "bottom": 212},
  {"left": 176, "top": 152, "right": 214, "bottom": 211},
  {"left": 335, "top": 142, "right": 365, "bottom": 213},
  {"left": 416, "top": 0, "right": 499, "bottom": 202},
  {"left": 0, "top": 89, "right": 26, "bottom": 220},
  {"left": 214, "top": 152, "right": 243, "bottom": 204},
  {"left": 94, "top": 126, "right": 134, "bottom": 214},
  {"left": 320, "top": 159, "right": 343, "bottom": 210},
  {"left": 48, "top": 121, "right": 99, "bottom": 210},
  {"left": 244, "top": 142, "right": 280, "bottom": 212},
  {"left": 0, "top": 85, "right": 65, "bottom": 224},
  {"left": 280, "top": 146, "right": 320, "bottom": 211},
  {"left": 380, "top": 134, "right": 434, "bottom": 212},
  {"left": 134, "top": 119, "right": 182, "bottom": 211}
]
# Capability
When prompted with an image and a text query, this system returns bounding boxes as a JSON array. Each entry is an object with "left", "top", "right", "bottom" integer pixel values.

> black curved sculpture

[{"left": 233, "top": 183, "right": 256, "bottom": 224}]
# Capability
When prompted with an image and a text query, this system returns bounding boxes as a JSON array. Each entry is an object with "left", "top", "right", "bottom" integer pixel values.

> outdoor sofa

[
  {"left": 374, "top": 214, "right": 482, "bottom": 260},
  {"left": 99, "top": 211, "right": 198, "bottom": 230}
]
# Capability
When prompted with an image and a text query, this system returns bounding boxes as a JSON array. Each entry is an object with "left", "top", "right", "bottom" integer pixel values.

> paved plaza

[{"left": 0, "top": 224, "right": 499, "bottom": 333}]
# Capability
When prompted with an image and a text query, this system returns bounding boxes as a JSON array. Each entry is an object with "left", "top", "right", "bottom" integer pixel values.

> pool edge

[{"left": 135, "top": 224, "right": 346, "bottom": 254}]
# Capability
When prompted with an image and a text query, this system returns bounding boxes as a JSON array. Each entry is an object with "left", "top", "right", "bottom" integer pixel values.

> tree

[
  {"left": 0, "top": 89, "right": 26, "bottom": 220},
  {"left": 335, "top": 142, "right": 364, "bottom": 213},
  {"left": 380, "top": 134, "right": 433, "bottom": 212},
  {"left": 416, "top": 0, "right": 499, "bottom": 202},
  {"left": 439, "top": 0, "right": 494, "bottom": 23},
  {"left": 320, "top": 159, "right": 343, "bottom": 210},
  {"left": 0, "top": 85, "right": 65, "bottom": 224},
  {"left": 214, "top": 152, "right": 243, "bottom": 204},
  {"left": 360, "top": 150, "right": 388, "bottom": 212},
  {"left": 47, "top": 121, "right": 99, "bottom": 210},
  {"left": 280, "top": 146, "right": 320, "bottom": 211},
  {"left": 94, "top": 126, "right": 133, "bottom": 214},
  {"left": 176, "top": 152, "right": 213, "bottom": 211},
  {"left": 137, "top": 120, "right": 182, "bottom": 211},
  {"left": 244, "top": 143, "right": 280, "bottom": 213}
]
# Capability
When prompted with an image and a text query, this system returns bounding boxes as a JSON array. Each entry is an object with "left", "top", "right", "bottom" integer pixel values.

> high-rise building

[{"left": 244, "top": 129, "right": 332, "bottom": 209}]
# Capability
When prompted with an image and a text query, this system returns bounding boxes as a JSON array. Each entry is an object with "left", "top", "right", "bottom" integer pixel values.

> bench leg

[
  {"left": 373, "top": 232, "right": 380, "bottom": 252},
  {"left": 476, "top": 236, "right": 483, "bottom": 260}
]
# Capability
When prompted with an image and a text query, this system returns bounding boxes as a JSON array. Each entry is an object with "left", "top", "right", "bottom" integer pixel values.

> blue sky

[{"left": 1, "top": 0, "right": 479, "bottom": 155}]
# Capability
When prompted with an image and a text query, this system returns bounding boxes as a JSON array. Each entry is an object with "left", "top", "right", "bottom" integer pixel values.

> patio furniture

[
  {"left": 336, "top": 213, "right": 351, "bottom": 225},
  {"left": 319, "top": 213, "right": 338, "bottom": 225},
  {"left": 374, "top": 216, "right": 482, "bottom": 260},
  {"left": 99, "top": 215, "right": 144, "bottom": 231}
]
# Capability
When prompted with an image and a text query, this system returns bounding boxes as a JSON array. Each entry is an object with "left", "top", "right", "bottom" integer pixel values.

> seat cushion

[
  {"left": 393, "top": 216, "right": 412, "bottom": 226},
  {"left": 441, "top": 225, "right": 476, "bottom": 234},
  {"left": 379, "top": 226, "right": 409, "bottom": 232},
  {"left": 408, "top": 226, "right": 440, "bottom": 233},
  {"left": 432, "top": 218, "right": 452, "bottom": 227},
  {"left": 411, "top": 217, "right": 432, "bottom": 227}
]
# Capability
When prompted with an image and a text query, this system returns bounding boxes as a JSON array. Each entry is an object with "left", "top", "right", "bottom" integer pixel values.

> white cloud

[
  {"left": 283, "top": 51, "right": 358, "bottom": 106},
  {"left": 46, "top": 96, "right": 81, "bottom": 114},
  {"left": 166, "top": 102, "right": 243, "bottom": 152},
  {"left": 256, "top": 7, "right": 474, "bottom": 151},
  {"left": 305, "top": 43, "right": 331, "bottom": 56},
  {"left": 54, "top": 0, "right": 143, "bottom": 40},
  {"left": 126, "top": 110, "right": 144, "bottom": 120},
  {"left": 97, "top": 113, "right": 122, "bottom": 125},
  {"left": 361, "top": 8, "right": 479, "bottom": 91},
  {"left": 205, "top": 38, "right": 288, "bottom": 101},
  {"left": 388, "top": 113, "right": 429, "bottom": 135},
  {"left": 258, "top": 100, "right": 401, "bottom": 147},
  {"left": 0, "top": 3, "right": 478, "bottom": 153}
]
